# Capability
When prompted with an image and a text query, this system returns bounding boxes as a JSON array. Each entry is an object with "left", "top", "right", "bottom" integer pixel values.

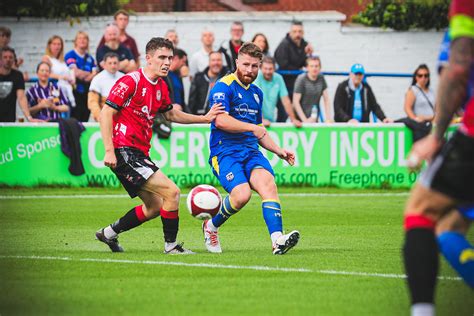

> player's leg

[
  {"left": 249, "top": 168, "right": 299, "bottom": 255},
  {"left": 141, "top": 170, "right": 194, "bottom": 254},
  {"left": 403, "top": 184, "right": 455, "bottom": 316},
  {"left": 436, "top": 208, "right": 474, "bottom": 288},
  {"left": 204, "top": 153, "right": 251, "bottom": 253}
]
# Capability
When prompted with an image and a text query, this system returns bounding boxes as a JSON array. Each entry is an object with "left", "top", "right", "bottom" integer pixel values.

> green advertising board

[{"left": 0, "top": 123, "right": 424, "bottom": 188}]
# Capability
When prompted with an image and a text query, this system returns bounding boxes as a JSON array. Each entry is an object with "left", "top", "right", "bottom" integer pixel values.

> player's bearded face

[
  {"left": 148, "top": 48, "right": 173, "bottom": 77},
  {"left": 236, "top": 55, "right": 260, "bottom": 85}
]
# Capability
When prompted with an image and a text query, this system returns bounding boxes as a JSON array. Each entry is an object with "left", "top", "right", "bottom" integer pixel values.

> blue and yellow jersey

[{"left": 208, "top": 73, "right": 264, "bottom": 156}]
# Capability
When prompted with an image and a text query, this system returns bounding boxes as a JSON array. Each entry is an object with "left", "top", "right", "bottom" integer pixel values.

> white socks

[
  {"left": 271, "top": 232, "right": 283, "bottom": 245},
  {"left": 411, "top": 303, "right": 435, "bottom": 316},
  {"left": 103, "top": 225, "right": 117, "bottom": 239}
]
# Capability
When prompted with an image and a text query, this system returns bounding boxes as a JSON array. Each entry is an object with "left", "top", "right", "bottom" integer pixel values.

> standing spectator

[
  {"left": 334, "top": 63, "right": 392, "bottom": 123},
  {"left": 218, "top": 21, "right": 244, "bottom": 73},
  {"left": 42, "top": 35, "right": 76, "bottom": 108},
  {"left": 404, "top": 64, "right": 435, "bottom": 123},
  {"left": 254, "top": 56, "right": 301, "bottom": 127},
  {"left": 189, "top": 29, "right": 215, "bottom": 78},
  {"left": 165, "top": 29, "right": 189, "bottom": 78},
  {"left": 26, "top": 62, "right": 70, "bottom": 121},
  {"left": 65, "top": 31, "right": 97, "bottom": 122},
  {"left": 274, "top": 21, "right": 313, "bottom": 122},
  {"left": 252, "top": 33, "right": 270, "bottom": 57},
  {"left": 98, "top": 10, "right": 140, "bottom": 67},
  {"left": 96, "top": 24, "right": 136, "bottom": 73},
  {"left": 188, "top": 51, "right": 228, "bottom": 115},
  {"left": 88, "top": 52, "right": 124, "bottom": 122},
  {"left": 0, "top": 47, "right": 37, "bottom": 122},
  {"left": 166, "top": 49, "right": 187, "bottom": 111},
  {"left": 0, "top": 26, "right": 24, "bottom": 70},
  {"left": 293, "top": 56, "right": 332, "bottom": 123}
]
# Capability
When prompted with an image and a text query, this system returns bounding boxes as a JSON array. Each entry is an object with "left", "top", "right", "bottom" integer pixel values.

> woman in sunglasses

[{"left": 404, "top": 64, "right": 435, "bottom": 123}]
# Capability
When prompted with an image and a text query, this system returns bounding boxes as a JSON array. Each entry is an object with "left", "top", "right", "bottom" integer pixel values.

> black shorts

[
  {"left": 420, "top": 131, "right": 474, "bottom": 203},
  {"left": 112, "top": 147, "right": 159, "bottom": 198}
]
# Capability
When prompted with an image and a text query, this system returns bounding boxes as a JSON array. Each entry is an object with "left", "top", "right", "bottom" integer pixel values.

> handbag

[{"left": 395, "top": 117, "right": 432, "bottom": 142}]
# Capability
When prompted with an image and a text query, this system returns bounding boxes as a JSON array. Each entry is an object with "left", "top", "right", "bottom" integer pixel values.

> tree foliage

[{"left": 353, "top": 0, "right": 449, "bottom": 31}]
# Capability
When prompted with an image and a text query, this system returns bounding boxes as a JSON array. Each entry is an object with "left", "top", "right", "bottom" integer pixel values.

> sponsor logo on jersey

[
  {"left": 213, "top": 92, "right": 225, "bottom": 101},
  {"left": 142, "top": 88, "right": 147, "bottom": 96},
  {"left": 236, "top": 103, "right": 258, "bottom": 118},
  {"left": 112, "top": 82, "right": 129, "bottom": 98},
  {"left": 156, "top": 90, "right": 161, "bottom": 101},
  {"left": 119, "top": 123, "right": 127, "bottom": 135},
  {"left": 238, "top": 93, "right": 243, "bottom": 99},
  {"left": 141, "top": 105, "right": 150, "bottom": 115},
  {"left": 226, "top": 172, "right": 234, "bottom": 181}
]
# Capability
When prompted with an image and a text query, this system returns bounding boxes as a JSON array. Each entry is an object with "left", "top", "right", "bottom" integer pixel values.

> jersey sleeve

[
  {"left": 158, "top": 80, "right": 173, "bottom": 113},
  {"left": 105, "top": 75, "right": 136, "bottom": 111},
  {"left": 209, "top": 81, "right": 232, "bottom": 113},
  {"left": 65, "top": 51, "right": 77, "bottom": 68}
]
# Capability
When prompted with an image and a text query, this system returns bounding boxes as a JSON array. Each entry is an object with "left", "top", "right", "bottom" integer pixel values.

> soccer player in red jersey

[
  {"left": 403, "top": 0, "right": 474, "bottom": 314},
  {"left": 95, "top": 37, "right": 224, "bottom": 254}
]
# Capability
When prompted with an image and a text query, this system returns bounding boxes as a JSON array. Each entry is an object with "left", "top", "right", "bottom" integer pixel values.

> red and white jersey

[{"left": 105, "top": 68, "right": 172, "bottom": 155}]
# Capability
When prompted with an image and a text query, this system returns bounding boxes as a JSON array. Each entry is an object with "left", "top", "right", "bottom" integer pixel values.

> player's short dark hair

[
  {"left": 238, "top": 42, "right": 263, "bottom": 61},
  {"left": 0, "top": 26, "right": 12, "bottom": 38},
  {"left": 114, "top": 9, "right": 129, "bottom": 19},
  {"left": 1, "top": 46, "right": 16, "bottom": 59},
  {"left": 103, "top": 52, "right": 119, "bottom": 62},
  {"left": 173, "top": 48, "right": 187, "bottom": 59},
  {"left": 261, "top": 56, "right": 275, "bottom": 66},
  {"left": 36, "top": 61, "right": 51, "bottom": 73},
  {"left": 292, "top": 20, "right": 303, "bottom": 26},
  {"left": 146, "top": 37, "right": 174, "bottom": 55}
]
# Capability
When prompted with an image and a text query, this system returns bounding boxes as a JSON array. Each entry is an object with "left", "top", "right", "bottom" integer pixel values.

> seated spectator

[
  {"left": 188, "top": 51, "right": 228, "bottom": 115},
  {"left": 0, "top": 47, "right": 38, "bottom": 122},
  {"left": 0, "top": 26, "right": 24, "bottom": 70},
  {"left": 166, "top": 48, "right": 188, "bottom": 111},
  {"left": 218, "top": 21, "right": 244, "bottom": 72},
  {"left": 98, "top": 10, "right": 140, "bottom": 67},
  {"left": 252, "top": 33, "right": 270, "bottom": 57},
  {"left": 293, "top": 56, "right": 331, "bottom": 123},
  {"left": 42, "top": 35, "right": 76, "bottom": 108},
  {"left": 88, "top": 52, "right": 124, "bottom": 122},
  {"left": 26, "top": 62, "right": 70, "bottom": 121},
  {"left": 334, "top": 63, "right": 392, "bottom": 123},
  {"left": 404, "top": 64, "right": 435, "bottom": 123},
  {"left": 96, "top": 24, "right": 136, "bottom": 73},
  {"left": 65, "top": 31, "right": 97, "bottom": 122},
  {"left": 189, "top": 29, "right": 215, "bottom": 78},
  {"left": 254, "top": 56, "right": 301, "bottom": 127}
]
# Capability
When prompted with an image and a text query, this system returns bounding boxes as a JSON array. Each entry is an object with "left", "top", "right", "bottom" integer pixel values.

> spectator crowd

[{"left": 0, "top": 12, "right": 441, "bottom": 131}]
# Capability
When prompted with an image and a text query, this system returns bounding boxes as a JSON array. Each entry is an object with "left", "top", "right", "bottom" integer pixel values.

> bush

[
  {"left": 0, "top": 0, "right": 130, "bottom": 20},
  {"left": 353, "top": 0, "right": 449, "bottom": 31}
]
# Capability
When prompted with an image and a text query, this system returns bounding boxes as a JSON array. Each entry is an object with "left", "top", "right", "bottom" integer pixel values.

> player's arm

[
  {"left": 99, "top": 105, "right": 118, "bottom": 168},
  {"left": 258, "top": 131, "right": 295, "bottom": 166},
  {"left": 164, "top": 103, "right": 225, "bottom": 124}
]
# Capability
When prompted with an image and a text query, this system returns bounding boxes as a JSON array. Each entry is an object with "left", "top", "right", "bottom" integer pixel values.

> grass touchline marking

[
  {"left": 0, "top": 192, "right": 409, "bottom": 199},
  {"left": 0, "top": 255, "right": 460, "bottom": 281}
]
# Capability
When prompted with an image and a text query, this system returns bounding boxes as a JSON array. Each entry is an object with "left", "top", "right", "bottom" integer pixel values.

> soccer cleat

[
  {"left": 163, "top": 242, "right": 195, "bottom": 255},
  {"left": 273, "top": 230, "right": 300, "bottom": 255},
  {"left": 95, "top": 229, "right": 124, "bottom": 253},
  {"left": 202, "top": 220, "right": 222, "bottom": 253}
]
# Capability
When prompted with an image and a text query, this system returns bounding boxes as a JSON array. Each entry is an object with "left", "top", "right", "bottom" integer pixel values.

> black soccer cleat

[
  {"left": 273, "top": 230, "right": 300, "bottom": 255},
  {"left": 95, "top": 229, "right": 124, "bottom": 253}
]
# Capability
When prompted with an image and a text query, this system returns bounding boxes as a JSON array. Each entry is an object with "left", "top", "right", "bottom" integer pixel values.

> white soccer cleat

[
  {"left": 163, "top": 242, "right": 196, "bottom": 255},
  {"left": 273, "top": 230, "right": 300, "bottom": 255},
  {"left": 202, "top": 220, "right": 222, "bottom": 253}
]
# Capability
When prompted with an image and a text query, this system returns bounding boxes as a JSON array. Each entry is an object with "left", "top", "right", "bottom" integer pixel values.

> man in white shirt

[
  {"left": 87, "top": 52, "right": 124, "bottom": 121},
  {"left": 189, "top": 30, "right": 215, "bottom": 78}
]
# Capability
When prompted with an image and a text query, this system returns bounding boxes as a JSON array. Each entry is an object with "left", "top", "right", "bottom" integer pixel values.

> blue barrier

[{"left": 277, "top": 70, "right": 412, "bottom": 78}]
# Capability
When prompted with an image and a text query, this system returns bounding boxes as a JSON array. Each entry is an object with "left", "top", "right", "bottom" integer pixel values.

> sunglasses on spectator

[{"left": 416, "top": 73, "right": 429, "bottom": 78}]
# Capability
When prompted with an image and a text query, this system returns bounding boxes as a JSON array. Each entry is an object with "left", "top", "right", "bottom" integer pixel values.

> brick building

[{"left": 125, "top": 0, "right": 370, "bottom": 21}]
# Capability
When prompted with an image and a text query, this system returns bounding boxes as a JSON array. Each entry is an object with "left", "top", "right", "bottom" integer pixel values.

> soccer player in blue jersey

[{"left": 202, "top": 42, "right": 300, "bottom": 255}]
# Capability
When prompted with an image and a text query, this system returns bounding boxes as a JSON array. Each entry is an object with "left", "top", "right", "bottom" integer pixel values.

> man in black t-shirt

[{"left": 0, "top": 47, "right": 37, "bottom": 122}]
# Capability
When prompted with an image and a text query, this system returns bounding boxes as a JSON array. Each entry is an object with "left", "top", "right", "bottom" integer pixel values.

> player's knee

[
  {"left": 231, "top": 188, "right": 252, "bottom": 209},
  {"left": 169, "top": 185, "right": 181, "bottom": 204}
]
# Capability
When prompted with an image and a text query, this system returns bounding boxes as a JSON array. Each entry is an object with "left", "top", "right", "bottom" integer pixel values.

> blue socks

[
  {"left": 211, "top": 195, "right": 239, "bottom": 228},
  {"left": 262, "top": 200, "right": 283, "bottom": 235},
  {"left": 437, "top": 231, "right": 474, "bottom": 288}
]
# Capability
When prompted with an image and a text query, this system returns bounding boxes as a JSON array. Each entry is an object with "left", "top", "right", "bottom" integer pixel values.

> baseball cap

[{"left": 351, "top": 63, "right": 365, "bottom": 75}]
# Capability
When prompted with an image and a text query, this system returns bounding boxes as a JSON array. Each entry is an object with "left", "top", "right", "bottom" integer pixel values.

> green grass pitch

[{"left": 0, "top": 187, "right": 472, "bottom": 315}]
